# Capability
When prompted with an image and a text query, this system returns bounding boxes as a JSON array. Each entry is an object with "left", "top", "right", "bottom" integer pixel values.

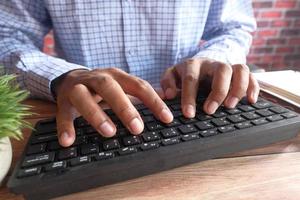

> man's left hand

[{"left": 160, "top": 58, "right": 260, "bottom": 118}]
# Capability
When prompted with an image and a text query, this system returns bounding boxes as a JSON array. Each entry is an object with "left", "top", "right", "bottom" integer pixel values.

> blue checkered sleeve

[
  {"left": 0, "top": 0, "right": 255, "bottom": 101},
  {"left": 194, "top": 0, "right": 256, "bottom": 64},
  {"left": 0, "top": 1, "right": 88, "bottom": 101}
]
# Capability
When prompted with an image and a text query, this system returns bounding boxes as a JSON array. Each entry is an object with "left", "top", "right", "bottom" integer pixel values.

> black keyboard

[{"left": 7, "top": 96, "right": 300, "bottom": 200}]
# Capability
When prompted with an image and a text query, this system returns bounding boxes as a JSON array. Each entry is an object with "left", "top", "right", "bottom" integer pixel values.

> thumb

[
  {"left": 160, "top": 67, "right": 178, "bottom": 99},
  {"left": 56, "top": 99, "right": 76, "bottom": 147}
]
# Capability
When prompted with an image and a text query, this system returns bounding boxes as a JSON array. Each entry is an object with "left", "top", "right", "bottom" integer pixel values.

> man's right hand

[{"left": 55, "top": 68, "right": 174, "bottom": 147}]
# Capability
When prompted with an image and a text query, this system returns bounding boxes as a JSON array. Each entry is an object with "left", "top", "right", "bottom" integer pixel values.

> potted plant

[{"left": 0, "top": 71, "right": 31, "bottom": 185}]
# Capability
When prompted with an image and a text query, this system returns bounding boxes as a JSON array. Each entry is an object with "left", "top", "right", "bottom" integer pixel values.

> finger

[
  {"left": 69, "top": 84, "right": 117, "bottom": 137},
  {"left": 111, "top": 69, "right": 173, "bottom": 124},
  {"left": 56, "top": 99, "right": 76, "bottom": 147},
  {"left": 160, "top": 67, "right": 178, "bottom": 99},
  {"left": 204, "top": 62, "right": 233, "bottom": 114},
  {"left": 86, "top": 73, "right": 144, "bottom": 135},
  {"left": 181, "top": 59, "right": 201, "bottom": 118},
  {"left": 224, "top": 64, "right": 250, "bottom": 108},
  {"left": 247, "top": 73, "right": 260, "bottom": 103}
]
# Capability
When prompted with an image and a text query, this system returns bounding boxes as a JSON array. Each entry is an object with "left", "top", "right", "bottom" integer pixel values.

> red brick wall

[
  {"left": 248, "top": 0, "right": 300, "bottom": 71},
  {"left": 43, "top": 0, "right": 300, "bottom": 71}
]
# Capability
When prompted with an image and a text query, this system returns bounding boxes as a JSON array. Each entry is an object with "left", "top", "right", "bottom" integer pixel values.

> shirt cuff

[{"left": 16, "top": 51, "right": 89, "bottom": 101}]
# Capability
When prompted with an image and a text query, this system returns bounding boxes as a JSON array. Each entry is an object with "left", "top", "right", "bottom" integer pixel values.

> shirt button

[{"left": 128, "top": 49, "right": 136, "bottom": 56}]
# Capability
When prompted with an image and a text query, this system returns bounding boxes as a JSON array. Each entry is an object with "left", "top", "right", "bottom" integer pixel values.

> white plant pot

[{"left": 0, "top": 137, "right": 12, "bottom": 185}]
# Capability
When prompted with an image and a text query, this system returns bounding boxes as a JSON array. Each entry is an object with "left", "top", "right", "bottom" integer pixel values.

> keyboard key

[
  {"left": 170, "top": 104, "right": 181, "bottom": 111},
  {"left": 218, "top": 125, "right": 236, "bottom": 133},
  {"left": 161, "top": 128, "right": 180, "bottom": 138},
  {"left": 173, "top": 110, "right": 183, "bottom": 117},
  {"left": 44, "top": 161, "right": 67, "bottom": 172},
  {"left": 48, "top": 141, "right": 61, "bottom": 151},
  {"left": 212, "top": 111, "right": 227, "bottom": 118},
  {"left": 224, "top": 108, "right": 241, "bottom": 115},
  {"left": 252, "top": 118, "right": 268, "bottom": 126},
  {"left": 252, "top": 101, "right": 273, "bottom": 109},
  {"left": 81, "top": 143, "right": 99, "bottom": 155},
  {"left": 196, "top": 112, "right": 212, "bottom": 121},
  {"left": 142, "top": 115, "right": 155, "bottom": 123},
  {"left": 141, "top": 142, "right": 160, "bottom": 151},
  {"left": 31, "top": 134, "right": 57, "bottom": 144},
  {"left": 178, "top": 124, "right": 197, "bottom": 134},
  {"left": 256, "top": 109, "right": 274, "bottom": 117},
  {"left": 179, "top": 117, "right": 197, "bottom": 124},
  {"left": 26, "top": 143, "right": 46, "bottom": 155},
  {"left": 241, "top": 112, "right": 260, "bottom": 120},
  {"left": 103, "top": 139, "right": 120, "bottom": 151},
  {"left": 122, "top": 136, "right": 141, "bottom": 146},
  {"left": 199, "top": 129, "right": 219, "bottom": 137},
  {"left": 70, "top": 156, "right": 90, "bottom": 166},
  {"left": 73, "top": 136, "right": 88, "bottom": 146},
  {"left": 195, "top": 121, "right": 214, "bottom": 130},
  {"left": 270, "top": 106, "right": 289, "bottom": 114},
  {"left": 142, "top": 132, "right": 160, "bottom": 142},
  {"left": 267, "top": 115, "right": 284, "bottom": 122},
  {"left": 282, "top": 112, "right": 298, "bottom": 119},
  {"left": 22, "top": 152, "right": 55, "bottom": 168},
  {"left": 165, "top": 119, "right": 181, "bottom": 127},
  {"left": 162, "top": 138, "right": 180, "bottom": 146},
  {"left": 141, "top": 109, "right": 152, "bottom": 116},
  {"left": 182, "top": 133, "right": 199, "bottom": 141},
  {"left": 58, "top": 147, "right": 77, "bottom": 160},
  {"left": 94, "top": 152, "right": 114, "bottom": 161},
  {"left": 146, "top": 121, "right": 164, "bottom": 131},
  {"left": 227, "top": 115, "right": 246, "bottom": 123},
  {"left": 211, "top": 118, "right": 230, "bottom": 127},
  {"left": 235, "top": 121, "right": 252, "bottom": 129},
  {"left": 18, "top": 166, "right": 41, "bottom": 178},
  {"left": 238, "top": 105, "right": 255, "bottom": 112},
  {"left": 118, "top": 147, "right": 138, "bottom": 155}
]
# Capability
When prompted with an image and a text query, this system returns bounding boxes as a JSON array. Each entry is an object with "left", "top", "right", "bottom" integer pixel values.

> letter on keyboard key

[
  {"left": 103, "top": 139, "right": 120, "bottom": 150},
  {"left": 218, "top": 125, "right": 236, "bottom": 133},
  {"left": 161, "top": 128, "right": 179, "bottom": 138},
  {"left": 182, "top": 133, "right": 199, "bottom": 141},
  {"left": 122, "top": 136, "right": 141, "bottom": 146},
  {"left": 267, "top": 115, "right": 284, "bottom": 122},
  {"left": 235, "top": 121, "right": 252, "bottom": 129},
  {"left": 44, "top": 161, "right": 67, "bottom": 172},
  {"left": 252, "top": 118, "right": 268, "bottom": 125},
  {"left": 118, "top": 147, "right": 137, "bottom": 155},
  {"left": 195, "top": 121, "right": 214, "bottom": 130},
  {"left": 70, "top": 156, "right": 90, "bottom": 166},
  {"left": 178, "top": 124, "right": 197, "bottom": 134},
  {"left": 142, "top": 132, "right": 160, "bottom": 142},
  {"left": 162, "top": 138, "right": 180, "bottom": 146},
  {"left": 146, "top": 122, "right": 164, "bottom": 131},
  {"left": 22, "top": 152, "right": 55, "bottom": 168},
  {"left": 141, "top": 142, "right": 160, "bottom": 151},
  {"left": 211, "top": 118, "right": 230, "bottom": 127},
  {"left": 199, "top": 129, "right": 219, "bottom": 137},
  {"left": 58, "top": 147, "right": 77, "bottom": 160},
  {"left": 81, "top": 143, "right": 99, "bottom": 155},
  {"left": 18, "top": 166, "right": 41, "bottom": 178},
  {"left": 94, "top": 152, "right": 114, "bottom": 161}
]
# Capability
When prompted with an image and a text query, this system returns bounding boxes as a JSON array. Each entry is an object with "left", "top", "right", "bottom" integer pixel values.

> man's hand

[
  {"left": 55, "top": 68, "right": 173, "bottom": 147},
  {"left": 160, "top": 58, "right": 260, "bottom": 118}
]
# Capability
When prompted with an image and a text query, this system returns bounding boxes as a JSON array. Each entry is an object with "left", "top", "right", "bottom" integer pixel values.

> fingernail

[
  {"left": 251, "top": 91, "right": 258, "bottom": 102},
  {"left": 61, "top": 132, "right": 70, "bottom": 141},
  {"left": 227, "top": 96, "right": 239, "bottom": 108},
  {"left": 184, "top": 104, "right": 195, "bottom": 118},
  {"left": 207, "top": 100, "right": 219, "bottom": 114},
  {"left": 160, "top": 107, "right": 174, "bottom": 122},
  {"left": 129, "top": 117, "right": 144, "bottom": 134},
  {"left": 99, "top": 121, "right": 115, "bottom": 137}
]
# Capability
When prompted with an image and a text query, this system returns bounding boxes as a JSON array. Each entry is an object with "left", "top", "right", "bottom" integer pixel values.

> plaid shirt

[{"left": 0, "top": 0, "right": 256, "bottom": 101}]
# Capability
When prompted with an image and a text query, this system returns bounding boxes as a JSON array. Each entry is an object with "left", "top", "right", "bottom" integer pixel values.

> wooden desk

[{"left": 1, "top": 99, "right": 300, "bottom": 200}]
